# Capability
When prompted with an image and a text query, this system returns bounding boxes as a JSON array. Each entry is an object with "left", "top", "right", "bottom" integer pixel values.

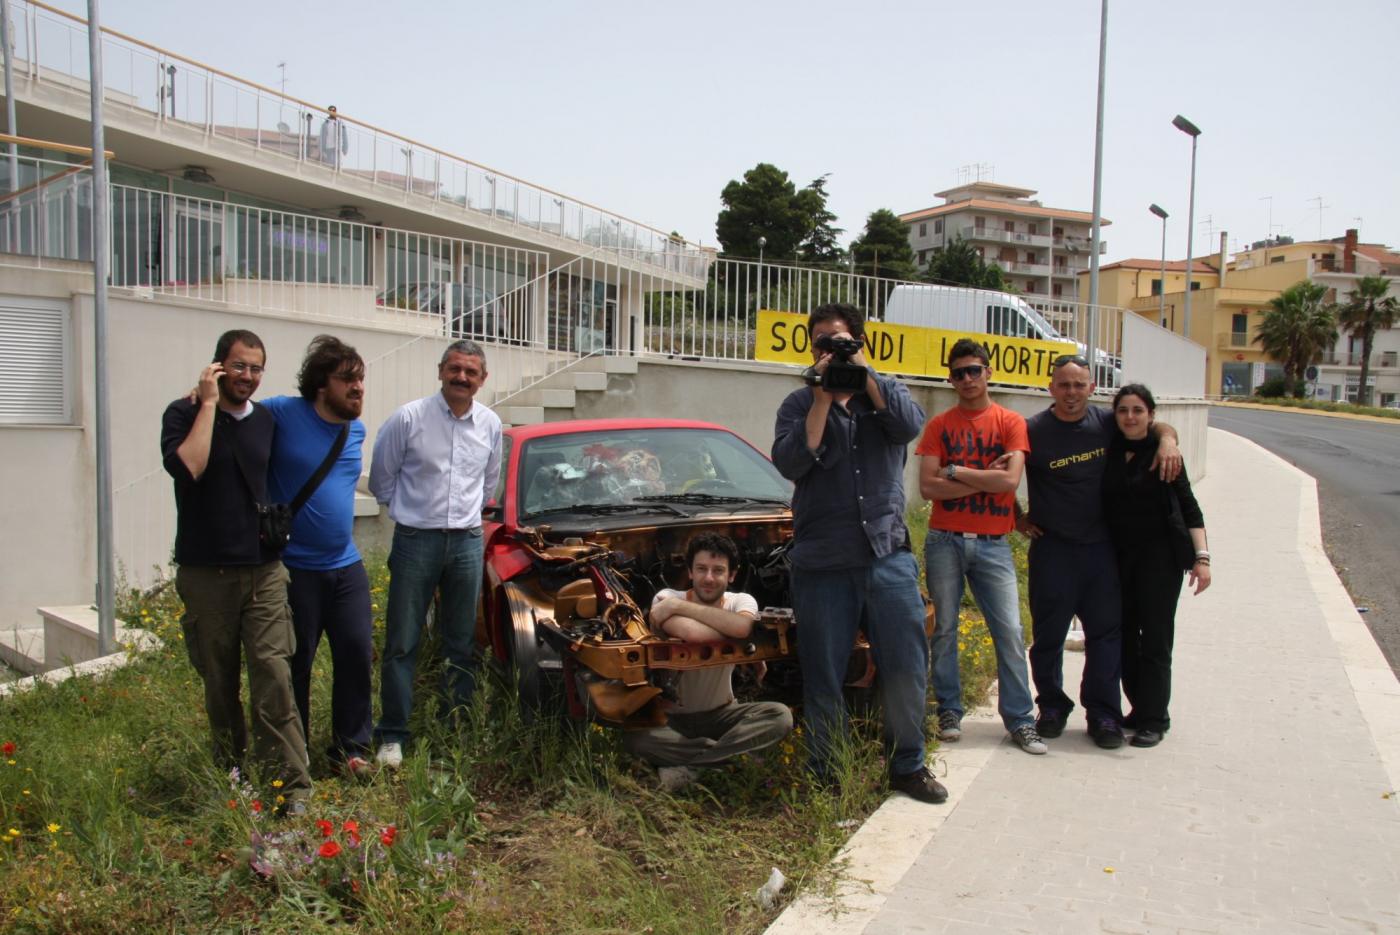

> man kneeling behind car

[{"left": 624, "top": 532, "right": 793, "bottom": 791}]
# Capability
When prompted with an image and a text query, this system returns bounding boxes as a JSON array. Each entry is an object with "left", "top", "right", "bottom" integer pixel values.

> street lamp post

[
  {"left": 757, "top": 235, "right": 766, "bottom": 312},
  {"left": 1149, "top": 203, "right": 1169, "bottom": 327},
  {"left": 1172, "top": 114, "right": 1201, "bottom": 338}
]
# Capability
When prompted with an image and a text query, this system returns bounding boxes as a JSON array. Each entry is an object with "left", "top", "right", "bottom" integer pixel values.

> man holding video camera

[{"left": 772, "top": 303, "right": 946, "bottom": 804}]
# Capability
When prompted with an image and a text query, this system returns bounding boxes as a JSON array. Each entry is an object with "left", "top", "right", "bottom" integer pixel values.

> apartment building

[
  {"left": 899, "top": 181, "right": 1107, "bottom": 302},
  {"left": 1099, "top": 230, "right": 1400, "bottom": 401}
]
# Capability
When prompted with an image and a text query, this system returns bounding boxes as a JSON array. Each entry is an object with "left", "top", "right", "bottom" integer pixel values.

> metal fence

[
  {"left": 0, "top": 152, "right": 94, "bottom": 264},
  {"left": 10, "top": 0, "right": 709, "bottom": 278},
  {"left": 637, "top": 257, "right": 1129, "bottom": 388},
  {"left": 108, "top": 183, "right": 550, "bottom": 338}
]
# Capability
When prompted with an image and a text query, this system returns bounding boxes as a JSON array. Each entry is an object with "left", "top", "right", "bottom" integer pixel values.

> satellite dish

[{"left": 277, "top": 121, "right": 290, "bottom": 134}]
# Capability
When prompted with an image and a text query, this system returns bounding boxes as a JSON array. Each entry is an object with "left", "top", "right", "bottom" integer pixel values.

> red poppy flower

[
  {"left": 227, "top": 799, "right": 238, "bottom": 810},
  {"left": 183, "top": 837, "right": 194, "bottom": 847},
  {"left": 341, "top": 819, "right": 359, "bottom": 835},
  {"left": 347, "top": 829, "right": 361, "bottom": 847},
  {"left": 380, "top": 825, "right": 398, "bottom": 847},
  {"left": 318, "top": 840, "right": 341, "bottom": 859},
  {"left": 1, "top": 742, "right": 14, "bottom": 756},
  {"left": 251, "top": 800, "right": 263, "bottom": 813},
  {"left": 316, "top": 819, "right": 334, "bottom": 838}
]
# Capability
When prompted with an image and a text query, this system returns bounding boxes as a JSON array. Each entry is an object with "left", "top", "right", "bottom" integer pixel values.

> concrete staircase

[
  {"left": 0, "top": 605, "right": 159, "bottom": 676},
  {"left": 493, "top": 354, "right": 636, "bottom": 426}
]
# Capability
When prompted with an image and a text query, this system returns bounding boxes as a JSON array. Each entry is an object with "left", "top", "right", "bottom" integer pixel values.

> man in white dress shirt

[{"left": 368, "top": 339, "right": 503, "bottom": 768}]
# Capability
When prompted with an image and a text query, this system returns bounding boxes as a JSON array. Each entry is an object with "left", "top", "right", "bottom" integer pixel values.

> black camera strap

[{"left": 233, "top": 421, "right": 349, "bottom": 517}]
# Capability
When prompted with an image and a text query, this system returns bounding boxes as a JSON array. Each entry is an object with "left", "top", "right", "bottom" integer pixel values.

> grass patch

[{"left": 1, "top": 551, "right": 972, "bottom": 933}]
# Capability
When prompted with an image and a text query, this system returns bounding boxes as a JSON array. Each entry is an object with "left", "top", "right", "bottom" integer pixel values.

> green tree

[
  {"left": 1253, "top": 280, "right": 1338, "bottom": 396},
  {"left": 715, "top": 163, "right": 811, "bottom": 261},
  {"left": 850, "top": 209, "right": 916, "bottom": 281},
  {"left": 1338, "top": 275, "right": 1399, "bottom": 406},
  {"left": 795, "top": 174, "right": 845, "bottom": 267},
  {"left": 919, "top": 236, "right": 1009, "bottom": 290}
]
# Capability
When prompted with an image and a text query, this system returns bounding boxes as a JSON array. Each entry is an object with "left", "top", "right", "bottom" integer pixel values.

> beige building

[
  {"left": 900, "top": 181, "right": 1108, "bottom": 302},
  {"left": 1086, "top": 231, "right": 1400, "bottom": 402}
]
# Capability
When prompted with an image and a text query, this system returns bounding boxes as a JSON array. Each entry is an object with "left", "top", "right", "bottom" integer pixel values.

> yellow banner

[{"left": 754, "top": 310, "right": 1076, "bottom": 388}]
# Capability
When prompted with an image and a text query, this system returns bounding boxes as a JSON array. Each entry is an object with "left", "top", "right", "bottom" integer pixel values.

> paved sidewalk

[{"left": 769, "top": 429, "right": 1400, "bottom": 934}]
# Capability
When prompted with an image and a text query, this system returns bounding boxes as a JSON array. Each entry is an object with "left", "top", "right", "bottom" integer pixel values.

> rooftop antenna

[
  {"left": 1308, "top": 195, "right": 1328, "bottom": 240},
  {"left": 276, "top": 62, "right": 289, "bottom": 133},
  {"left": 1197, "top": 214, "right": 1216, "bottom": 255}
]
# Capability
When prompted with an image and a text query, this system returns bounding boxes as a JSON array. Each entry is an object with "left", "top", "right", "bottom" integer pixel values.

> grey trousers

[{"left": 623, "top": 701, "right": 793, "bottom": 768}]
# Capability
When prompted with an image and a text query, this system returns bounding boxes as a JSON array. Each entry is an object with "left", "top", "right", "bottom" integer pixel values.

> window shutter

[{"left": 0, "top": 302, "right": 71, "bottom": 424}]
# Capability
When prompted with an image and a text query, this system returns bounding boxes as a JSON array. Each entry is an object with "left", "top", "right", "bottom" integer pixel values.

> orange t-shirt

[{"left": 915, "top": 402, "right": 1029, "bottom": 536}]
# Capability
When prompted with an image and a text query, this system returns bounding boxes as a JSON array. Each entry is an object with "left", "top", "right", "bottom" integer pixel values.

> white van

[{"left": 883, "top": 284, "right": 1120, "bottom": 386}]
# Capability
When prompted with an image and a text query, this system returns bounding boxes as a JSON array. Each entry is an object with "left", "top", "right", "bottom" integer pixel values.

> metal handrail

[{"left": 15, "top": 0, "right": 707, "bottom": 275}]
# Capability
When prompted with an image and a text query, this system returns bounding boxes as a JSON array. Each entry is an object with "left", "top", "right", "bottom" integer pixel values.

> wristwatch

[{"left": 943, "top": 463, "right": 957, "bottom": 480}]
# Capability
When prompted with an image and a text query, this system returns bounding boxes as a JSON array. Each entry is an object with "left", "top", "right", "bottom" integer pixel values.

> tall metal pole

[
  {"left": 88, "top": 0, "right": 114, "bottom": 655},
  {"left": 1173, "top": 115, "right": 1201, "bottom": 339},
  {"left": 1150, "top": 203, "right": 1169, "bottom": 327},
  {"left": 1086, "top": 0, "right": 1108, "bottom": 378},
  {"left": 1183, "top": 134, "right": 1197, "bottom": 338},
  {"left": 1, "top": 0, "right": 18, "bottom": 187}
]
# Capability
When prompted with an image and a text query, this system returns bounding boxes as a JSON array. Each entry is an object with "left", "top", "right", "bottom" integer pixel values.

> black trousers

[
  {"left": 287, "top": 561, "right": 374, "bottom": 760},
  {"left": 1028, "top": 537, "right": 1124, "bottom": 724},
  {"left": 1116, "top": 538, "right": 1183, "bottom": 733}
]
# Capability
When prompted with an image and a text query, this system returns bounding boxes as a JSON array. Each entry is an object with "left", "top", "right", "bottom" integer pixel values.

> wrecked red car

[{"left": 477, "top": 418, "right": 827, "bottom": 728}]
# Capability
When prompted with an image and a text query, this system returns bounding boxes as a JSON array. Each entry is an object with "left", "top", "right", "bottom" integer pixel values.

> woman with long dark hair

[{"left": 1103, "top": 384, "right": 1211, "bottom": 748}]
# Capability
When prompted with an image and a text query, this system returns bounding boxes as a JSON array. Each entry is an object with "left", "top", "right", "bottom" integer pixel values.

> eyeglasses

[
  {"left": 949, "top": 364, "right": 985, "bottom": 381},
  {"left": 225, "top": 362, "right": 264, "bottom": 376},
  {"left": 1052, "top": 354, "right": 1090, "bottom": 369}
]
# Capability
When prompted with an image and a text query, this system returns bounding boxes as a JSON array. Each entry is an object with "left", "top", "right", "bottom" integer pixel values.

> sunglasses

[
  {"left": 1052, "top": 354, "right": 1090, "bottom": 369},
  {"left": 949, "top": 364, "right": 986, "bottom": 381}
]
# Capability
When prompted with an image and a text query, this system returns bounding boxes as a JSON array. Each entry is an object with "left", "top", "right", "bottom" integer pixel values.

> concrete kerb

[{"left": 0, "top": 650, "right": 143, "bottom": 698}]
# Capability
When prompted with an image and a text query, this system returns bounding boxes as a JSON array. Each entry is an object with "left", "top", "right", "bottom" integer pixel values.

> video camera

[{"left": 803, "top": 333, "right": 869, "bottom": 393}]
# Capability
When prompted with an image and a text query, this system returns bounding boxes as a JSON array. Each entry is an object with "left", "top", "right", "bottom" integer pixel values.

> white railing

[
  {"left": 11, "top": 0, "right": 709, "bottom": 278},
  {"left": 638, "top": 257, "right": 1134, "bottom": 388},
  {"left": 961, "top": 225, "right": 1052, "bottom": 248},
  {"left": 109, "top": 183, "right": 550, "bottom": 338},
  {"left": 0, "top": 151, "right": 94, "bottom": 264}
]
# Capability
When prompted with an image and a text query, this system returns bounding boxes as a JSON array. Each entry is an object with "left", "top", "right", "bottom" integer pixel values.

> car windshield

[{"left": 518, "top": 427, "right": 792, "bottom": 519}]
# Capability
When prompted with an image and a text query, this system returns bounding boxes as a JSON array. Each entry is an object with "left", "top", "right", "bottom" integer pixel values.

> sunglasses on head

[{"left": 949, "top": 364, "right": 985, "bottom": 380}]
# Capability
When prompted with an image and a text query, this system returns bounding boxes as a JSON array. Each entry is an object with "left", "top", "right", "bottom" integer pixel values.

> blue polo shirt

[{"left": 263, "top": 395, "right": 365, "bottom": 571}]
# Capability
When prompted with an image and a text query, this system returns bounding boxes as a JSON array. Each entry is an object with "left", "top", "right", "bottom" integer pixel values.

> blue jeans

[
  {"left": 791, "top": 550, "right": 929, "bottom": 778},
  {"left": 376, "top": 525, "right": 484, "bottom": 746},
  {"left": 925, "top": 531, "right": 1035, "bottom": 731}
]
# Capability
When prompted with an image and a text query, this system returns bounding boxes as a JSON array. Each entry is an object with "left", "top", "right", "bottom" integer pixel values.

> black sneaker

[
  {"left": 1035, "top": 711, "right": 1067, "bottom": 739},
  {"left": 1089, "top": 719, "right": 1125, "bottom": 750},
  {"left": 936, "top": 710, "right": 962, "bottom": 742},
  {"left": 889, "top": 766, "right": 949, "bottom": 804},
  {"left": 1130, "top": 728, "right": 1164, "bottom": 748}
]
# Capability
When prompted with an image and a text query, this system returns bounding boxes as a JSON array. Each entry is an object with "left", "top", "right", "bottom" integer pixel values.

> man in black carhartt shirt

[
  {"left": 161, "top": 329, "right": 311, "bottom": 809},
  {"left": 1017, "top": 355, "right": 1180, "bottom": 750}
]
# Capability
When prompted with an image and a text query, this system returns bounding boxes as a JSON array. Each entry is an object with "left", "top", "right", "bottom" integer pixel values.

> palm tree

[
  {"left": 1338, "top": 275, "right": 1399, "bottom": 406},
  {"left": 1253, "top": 280, "right": 1338, "bottom": 396}
]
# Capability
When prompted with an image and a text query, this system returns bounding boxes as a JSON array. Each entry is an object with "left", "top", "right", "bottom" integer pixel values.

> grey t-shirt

[
  {"left": 651, "top": 589, "right": 759, "bottom": 714},
  {"left": 1024, "top": 405, "right": 1115, "bottom": 544}
]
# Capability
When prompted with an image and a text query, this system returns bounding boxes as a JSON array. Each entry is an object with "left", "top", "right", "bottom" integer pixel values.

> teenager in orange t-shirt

[{"left": 916, "top": 338, "right": 1044, "bottom": 755}]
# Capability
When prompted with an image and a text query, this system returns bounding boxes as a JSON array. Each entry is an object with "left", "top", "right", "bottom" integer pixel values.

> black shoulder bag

[{"left": 238, "top": 425, "right": 349, "bottom": 553}]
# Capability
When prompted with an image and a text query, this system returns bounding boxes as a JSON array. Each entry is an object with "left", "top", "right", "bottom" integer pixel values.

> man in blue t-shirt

[
  {"left": 1017, "top": 355, "right": 1181, "bottom": 750},
  {"left": 263, "top": 335, "right": 372, "bottom": 778}
]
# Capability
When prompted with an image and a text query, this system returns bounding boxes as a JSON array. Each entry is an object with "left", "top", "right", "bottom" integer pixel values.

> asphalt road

[{"left": 1208, "top": 406, "right": 1400, "bottom": 675}]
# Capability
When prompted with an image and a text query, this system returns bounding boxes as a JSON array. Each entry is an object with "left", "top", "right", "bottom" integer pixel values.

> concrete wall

[{"left": 572, "top": 357, "right": 1209, "bottom": 500}]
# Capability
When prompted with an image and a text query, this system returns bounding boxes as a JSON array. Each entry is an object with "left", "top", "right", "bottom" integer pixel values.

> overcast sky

[{"left": 66, "top": 0, "right": 1400, "bottom": 263}]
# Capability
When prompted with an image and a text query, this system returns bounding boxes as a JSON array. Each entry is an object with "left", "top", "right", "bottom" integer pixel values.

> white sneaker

[
  {"left": 375, "top": 742, "right": 403, "bottom": 769},
  {"left": 657, "top": 765, "right": 698, "bottom": 792}
]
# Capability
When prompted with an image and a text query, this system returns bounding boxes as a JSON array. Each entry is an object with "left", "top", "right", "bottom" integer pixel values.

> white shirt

[
  {"left": 368, "top": 392, "right": 502, "bottom": 529},
  {"left": 651, "top": 588, "right": 759, "bottom": 714}
]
